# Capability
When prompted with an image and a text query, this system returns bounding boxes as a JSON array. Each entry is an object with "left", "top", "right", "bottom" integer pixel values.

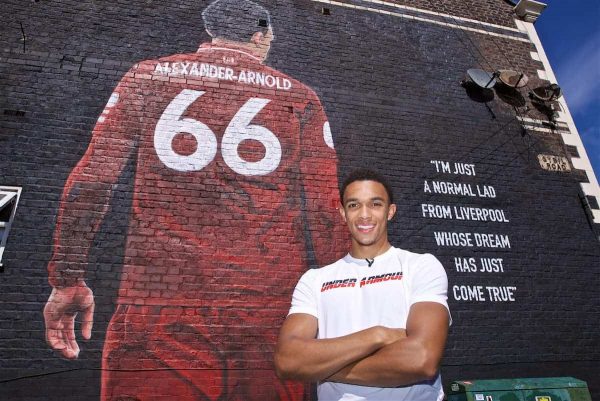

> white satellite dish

[
  {"left": 497, "top": 70, "right": 529, "bottom": 88},
  {"left": 466, "top": 69, "right": 497, "bottom": 89}
]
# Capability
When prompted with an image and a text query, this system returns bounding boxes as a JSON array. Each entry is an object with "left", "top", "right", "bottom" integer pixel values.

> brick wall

[{"left": 1, "top": 1, "right": 598, "bottom": 400}]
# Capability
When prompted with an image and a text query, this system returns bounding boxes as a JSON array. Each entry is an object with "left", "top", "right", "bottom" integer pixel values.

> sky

[{"left": 535, "top": 0, "right": 600, "bottom": 179}]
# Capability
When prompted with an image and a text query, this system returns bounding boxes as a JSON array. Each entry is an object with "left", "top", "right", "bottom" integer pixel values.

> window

[{"left": 0, "top": 187, "right": 22, "bottom": 269}]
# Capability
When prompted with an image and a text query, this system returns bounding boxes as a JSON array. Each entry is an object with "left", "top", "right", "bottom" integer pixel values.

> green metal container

[{"left": 447, "top": 377, "right": 592, "bottom": 401}]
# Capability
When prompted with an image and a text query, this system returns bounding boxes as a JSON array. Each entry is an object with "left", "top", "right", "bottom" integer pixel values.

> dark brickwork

[
  {"left": 327, "top": 0, "right": 518, "bottom": 27},
  {"left": 1, "top": 1, "right": 598, "bottom": 400}
]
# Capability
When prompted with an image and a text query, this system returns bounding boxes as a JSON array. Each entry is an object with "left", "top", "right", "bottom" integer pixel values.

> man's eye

[
  {"left": 348, "top": 203, "right": 358, "bottom": 208},
  {"left": 372, "top": 202, "right": 383, "bottom": 207}
]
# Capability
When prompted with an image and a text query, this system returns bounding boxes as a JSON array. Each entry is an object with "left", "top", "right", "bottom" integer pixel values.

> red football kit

[{"left": 48, "top": 43, "right": 347, "bottom": 401}]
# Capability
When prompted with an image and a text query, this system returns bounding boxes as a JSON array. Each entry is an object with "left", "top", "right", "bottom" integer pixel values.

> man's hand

[{"left": 43, "top": 281, "right": 95, "bottom": 359}]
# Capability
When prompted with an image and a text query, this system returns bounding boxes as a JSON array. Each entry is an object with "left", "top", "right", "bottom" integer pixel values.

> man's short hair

[
  {"left": 202, "top": 0, "right": 271, "bottom": 42},
  {"left": 340, "top": 169, "right": 395, "bottom": 204}
]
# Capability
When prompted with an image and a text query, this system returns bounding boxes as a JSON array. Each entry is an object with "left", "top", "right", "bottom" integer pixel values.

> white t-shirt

[{"left": 289, "top": 246, "right": 450, "bottom": 401}]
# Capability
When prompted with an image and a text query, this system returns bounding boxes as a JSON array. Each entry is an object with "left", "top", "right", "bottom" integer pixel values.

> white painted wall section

[{"left": 516, "top": 19, "right": 600, "bottom": 223}]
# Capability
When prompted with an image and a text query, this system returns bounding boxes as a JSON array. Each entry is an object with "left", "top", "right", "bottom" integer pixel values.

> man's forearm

[
  {"left": 49, "top": 181, "right": 114, "bottom": 287},
  {"left": 328, "top": 302, "right": 450, "bottom": 387},
  {"left": 327, "top": 337, "right": 439, "bottom": 387},
  {"left": 275, "top": 325, "right": 402, "bottom": 382}
]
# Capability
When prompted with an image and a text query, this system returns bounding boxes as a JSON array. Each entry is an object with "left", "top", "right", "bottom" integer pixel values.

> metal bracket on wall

[
  {"left": 578, "top": 193, "right": 598, "bottom": 237},
  {"left": 19, "top": 22, "right": 27, "bottom": 53}
]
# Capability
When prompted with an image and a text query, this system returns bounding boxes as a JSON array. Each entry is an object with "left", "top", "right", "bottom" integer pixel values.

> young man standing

[{"left": 275, "top": 169, "right": 450, "bottom": 401}]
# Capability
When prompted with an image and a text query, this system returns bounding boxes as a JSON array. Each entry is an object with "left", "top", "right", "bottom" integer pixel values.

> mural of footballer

[{"left": 43, "top": 0, "right": 347, "bottom": 399}]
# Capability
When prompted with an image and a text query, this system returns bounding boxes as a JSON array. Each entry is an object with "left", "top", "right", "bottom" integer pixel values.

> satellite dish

[
  {"left": 466, "top": 69, "right": 497, "bottom": 89},
  {"left": 497, "top": 70, "right": 529, "bottom": 88},
  {"left": 530, "top": 83, "right": 562, "bottom": 101}
]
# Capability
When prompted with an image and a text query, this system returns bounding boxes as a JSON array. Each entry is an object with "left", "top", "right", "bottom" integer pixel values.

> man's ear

[
  {"left": 250, "top": 31, "right": 264, "bottom": 45},
  {"left": 387, "top": 203, "right": 397, "bottom": 221},
  {"left": 339, "top": 204, "right": 347, "bottom": 222}
]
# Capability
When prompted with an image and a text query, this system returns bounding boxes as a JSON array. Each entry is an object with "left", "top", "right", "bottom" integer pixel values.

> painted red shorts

[{"left": 101, "top": 304, "right": 306, "bottom": 401}]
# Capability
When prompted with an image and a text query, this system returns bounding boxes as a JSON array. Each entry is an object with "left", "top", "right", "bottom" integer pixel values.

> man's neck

[
  {"left": 349, "top": 241, "right": 392, "bottom": 260},
  {"left": 208, "top": 39, "right": 264, "bottom": 61}
]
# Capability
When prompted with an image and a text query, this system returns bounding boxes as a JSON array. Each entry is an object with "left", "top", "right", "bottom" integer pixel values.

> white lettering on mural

[
  {"left": 452, "top": 285, "right": 516, "bottom": 302},
  {"left": 154, "top": 62, "right": 292, "bottom": 90},
  {"left": 453, "top": 285, "right": 486, "bottom": 302},
  {"left": 423, "top": 180, "right": 496, "bottom": 198},
  {"left": 433, "top": 231, "right": 510, "bottom": 248},
  {"left": 154, "top": 90, "right": 281, "bottom": 175},
  {"left": 474, "top": 233, "right": 511, "bottom": 248},
  {"left": 424, "top": 161, "right": 517, "bottom": 302},
  {"left": 421, "top": 203, "right": 509, "bottom": 222},
  {"left": 430, "top": 160, "right": 476, "bottom": 176},
  {"left": 433, "top": 231, "right": 474, "bottom": 247},
  {"left": 421, "top": 203, "right": 453, "bottom": 219},
  {"left": 479, "top": 257, "right": 504, "bottom": 272},
  {"left": 486, "top": 286, "right": 516, "bottom": 302},
  {"left": 454, "top": 257, "right": 477, "bottom": 272},
  {"left": 455, "top": 206, "right": 509, "bottom": 222},
  {"left": 454, "top": 257, "right": 504, "bottom": 273}
]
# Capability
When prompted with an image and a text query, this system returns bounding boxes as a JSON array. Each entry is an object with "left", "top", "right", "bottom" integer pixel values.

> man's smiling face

[{"left": 340, "top": 180, "right": 396, "bottom": 255}]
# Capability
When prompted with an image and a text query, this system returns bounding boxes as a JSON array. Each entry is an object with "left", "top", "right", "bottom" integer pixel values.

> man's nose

[{"left": 359, "top": 205, "right": 370, "bottom": 218}]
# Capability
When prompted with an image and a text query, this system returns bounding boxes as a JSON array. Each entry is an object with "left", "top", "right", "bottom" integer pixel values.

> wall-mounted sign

[{"left": 538, "top": 154, "right": 571, "bottom": 172}]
